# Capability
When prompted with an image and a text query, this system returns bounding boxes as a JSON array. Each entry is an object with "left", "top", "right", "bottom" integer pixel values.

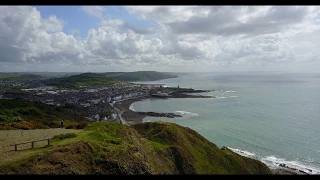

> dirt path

[{"left": 0, "top": 128, "right": 79, "bottom": 165}]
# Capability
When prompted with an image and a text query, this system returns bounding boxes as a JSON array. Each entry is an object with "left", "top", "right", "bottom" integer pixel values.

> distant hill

[
  {"left": 0, "top": 121, "right": 272, "bottom": 174},
  {"left": 0, "top": 73, "right": 44, "bottom": 81},
  {"left": 46, "top": 73, "right": 118, "bottom": 87},
  {"left": 103, "top": 71, "right": 178, "bottom": 81}
]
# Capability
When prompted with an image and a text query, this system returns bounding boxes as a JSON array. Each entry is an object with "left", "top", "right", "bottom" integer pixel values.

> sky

[{"left": 0, "top": 6, "right": 320, "bottom": 72}]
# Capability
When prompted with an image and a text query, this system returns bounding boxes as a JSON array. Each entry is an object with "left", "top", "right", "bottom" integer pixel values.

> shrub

[
  {"left": 9, "top": 121, "right": 49, "bottom": 130},
  {"left": 52, "top": 133, "right": 77, "bottom": 140},
  {"left": 0, "top": 115, "right": 9, "bottom": 122},
  {"left": 65, "top": 122, "right": 88, "bottom": 129},
  {"left": 12, "top": 116, "right": 22, "bottom": 122}
]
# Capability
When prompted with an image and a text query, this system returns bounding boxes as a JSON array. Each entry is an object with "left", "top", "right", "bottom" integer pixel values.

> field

[
  {"left": 0, "top": 73, "right": 21, "bottom": 79},
  {"left": 0, "top": 128, "right": 80, "bottom": 165},
  {"left": 103, "top": 71, "right": 178, "bottom": 81},
  {"left": 0, "top": 73, "right": 44, "bottom": 81},
  {"left": 46, "top": 72, "right": 118, "bottom": 87}
]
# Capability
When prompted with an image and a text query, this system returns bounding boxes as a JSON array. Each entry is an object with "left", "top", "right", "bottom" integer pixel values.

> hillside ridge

[{"left": 0, "top": 121, "right": 272, "bottom": 175}]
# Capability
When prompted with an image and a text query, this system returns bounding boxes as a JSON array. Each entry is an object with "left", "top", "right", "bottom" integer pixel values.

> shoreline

[
  {"left": 113, "top": 96, "right": 150, "bottom": 125},
  {"left": 271, "top": 167, "right": 309, "bottom": 175},
  {"left": 113, "top": 95, "right": 314, "bottom": 175},
  {"left": 113, "top": 89, "right": 213, "bottom": 125}
]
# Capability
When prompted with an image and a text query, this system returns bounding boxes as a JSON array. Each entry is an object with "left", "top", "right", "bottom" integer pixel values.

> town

[{"left": 0, "top": 79, "right": 162, "bottom": 124}]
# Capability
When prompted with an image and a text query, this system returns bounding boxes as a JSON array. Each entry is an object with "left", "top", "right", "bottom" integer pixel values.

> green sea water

[{"left": 131, "top": 72, "right": 320, "bottom": 174}]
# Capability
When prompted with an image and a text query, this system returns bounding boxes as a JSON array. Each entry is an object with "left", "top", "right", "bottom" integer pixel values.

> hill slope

[
  {"left": 0, "top": 122, "right": 271, "bottom": 174},
  {"left": 0, "top": 99, "right": 86, "bottom": 129},
  {"left": 103, "top": 71, "right": 178, "bottom": 81},
  {"left": 0, "top": 73, "right": 44, "bottom": 81},
  {"left": 46, "top": 73, "right": 118, "bottom": 87}
]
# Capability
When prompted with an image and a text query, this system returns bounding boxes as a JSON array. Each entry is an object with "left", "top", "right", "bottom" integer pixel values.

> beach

[{"left": 113, "top": 96, "right": 149, "bottom": 125}]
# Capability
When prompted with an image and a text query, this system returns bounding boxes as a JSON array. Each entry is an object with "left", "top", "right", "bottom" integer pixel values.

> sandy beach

[{"left": 113, "top": 96, "right": 150, "bottom": 125}]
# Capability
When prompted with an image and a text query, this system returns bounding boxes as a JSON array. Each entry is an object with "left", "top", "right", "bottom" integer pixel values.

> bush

[
  {"left": 48, "top": 122, "right": 61, "bottom": 128},
  {"left": 52, "top": 133, "right": 77, "bottom": 140},
  {"left": 0, "top": 115, "right": 9, "bottom": 122},
  {"left": 9, "top": 121, "right": 49, "bottom": 130},
  {"left": 12, "top": 116, "right": 22, "bottom": 122},
  {"left": 65, "top": 122, "right": 88, "bottom": 129}
]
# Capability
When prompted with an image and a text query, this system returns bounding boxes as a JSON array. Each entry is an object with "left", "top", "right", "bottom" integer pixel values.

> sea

[{"left": 130, "top": 71, "right": 320, "bottom": 174}]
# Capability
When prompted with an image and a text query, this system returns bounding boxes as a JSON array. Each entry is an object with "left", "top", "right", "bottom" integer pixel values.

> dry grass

[{"left": 0, "top": 128, "right": 80, "bottom": 165}]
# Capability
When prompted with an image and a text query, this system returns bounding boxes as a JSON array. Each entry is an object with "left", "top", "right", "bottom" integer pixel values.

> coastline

[
  {"left": 113, "top": 95, "right": 312, "bottom": 175},
  {"left": 113, "top": 96, "right": 149, "bottom": 125},
  {"left": 271, "top": 167, "right": 309, "bottom": 175}
]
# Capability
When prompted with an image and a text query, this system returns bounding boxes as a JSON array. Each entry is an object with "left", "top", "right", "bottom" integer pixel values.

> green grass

[
  {"left": 0, "top": 122, "right": 272, "bottom": 174},
  {"left": 52, "top": 133, "right": 77, "bottom": 140},
  {"left": 0, "top": 73, "right": 44, "bottom": 81},
  {"left": 0, "top": 99, "right": 86, "bottom": 129},
  {"left": 133, "top": 121, "right": 272, "bottom": 174},
  {"left": 104, "top": 71, "right": 178, "bottom": 82},
  {"left": 0, "top": 86, "right": 25, "bottom": 93},
  {"left": 0, "top": 73, "right": 21, "bottom": 79},
  {"left": 0, "top": 128, "right": 81, "bottom": 166},
  {"left": 47, "top": 73, "right": 118, "bottom": 87}
]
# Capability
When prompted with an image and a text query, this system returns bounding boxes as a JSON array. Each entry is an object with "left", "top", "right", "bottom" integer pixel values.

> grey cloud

[
  {"left": 167, "top": 6, "right": 317, "bottom": 36},
  {"left": 100, "top": 19, "right": 156, "bottom": 35},
  {"left": 122, "top": 22, "right": 155, "bottom": 35},
  {"left": 160, "top": 41, "right": 203, "bottom": 60},
  {"left": 1, "top": 6, "right": 320, "bottom": 72}
]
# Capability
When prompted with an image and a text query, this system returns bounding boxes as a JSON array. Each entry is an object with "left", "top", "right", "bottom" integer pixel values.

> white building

[
  {"left": 111, "top": 113, "right": 117, "bottom": 120},
  {"left": 107, "top": 96, "right": 112, "bottom": 103},
  {"left": 94, "top": 114, "right": 100, "bottom": 121}
]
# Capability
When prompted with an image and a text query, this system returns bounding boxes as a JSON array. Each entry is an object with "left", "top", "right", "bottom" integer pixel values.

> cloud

[
  {"left": 127, "top": 6, "right": 320, "bottom": 37},
  {"left": 100, "top": 19, "right": 156, "bottom": 35},
  {"left": 82, "top": 6, "right": 104, "bottom": 19},
  {"left": 0, "top": 6, "right": 167, "bottom": 71},
  {"left": 1, "top": 6, "right": 320, "bottom": 72},
  {"left": 126, "top": 6, "right": 320, "bottom": 70}
]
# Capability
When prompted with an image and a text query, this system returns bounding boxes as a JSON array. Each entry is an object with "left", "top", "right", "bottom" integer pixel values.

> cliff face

[{"left": 0, "top": 122, "right": 271, "bottom": 175}]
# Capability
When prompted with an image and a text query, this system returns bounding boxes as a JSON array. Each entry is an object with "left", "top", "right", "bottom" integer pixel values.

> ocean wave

[
  {"left": 129, "top": 104, "right": 136, "bottom": 112},
  {"left": 175, "top": 111, "right": 199, "bottom": 118},
  {"left": 228, "top": 147, "right": 320, "bottom": 174},
  {"left": 229, "top": 147, "right": 320, "bottom": 175},
  {"left": 261, "top": 156, "right": 320, "bottom": 175},
  {"left": 228, "top": 147, "right": 256, "bottom": 157},
  {"left": 216, "top": 96, "right": 227, "bottom": 99},
  {"left": 224, "top": 90, "right": 236, "bottom": 92}
]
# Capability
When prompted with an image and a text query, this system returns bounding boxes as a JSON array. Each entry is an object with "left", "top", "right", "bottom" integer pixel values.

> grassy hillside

[
  {"left": 0, "top": 99, "right": 86, "bottom": 130},
  {"left": 0, "top": 73, "right": 44, "bottom": 81},
  {"left": 46, "top": 73, "right": 118, "bottom": 87},
  {"left": 104, "top": 71, "right": 178, "bottom": 81},
  {"left": 0, "top": 121, "right": 272, "bottom": 174}
]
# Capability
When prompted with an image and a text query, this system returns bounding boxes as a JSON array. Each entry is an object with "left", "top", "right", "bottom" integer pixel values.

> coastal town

[{"left": 0, "top": 78, "right": 213, "bottom": 125}]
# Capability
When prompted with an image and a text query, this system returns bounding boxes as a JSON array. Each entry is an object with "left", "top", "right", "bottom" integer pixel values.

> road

[{"left": 113, "top": 106, "right": 128, "bottom": 126}]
